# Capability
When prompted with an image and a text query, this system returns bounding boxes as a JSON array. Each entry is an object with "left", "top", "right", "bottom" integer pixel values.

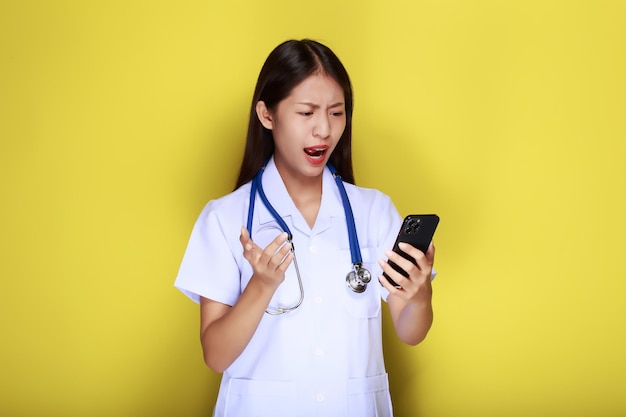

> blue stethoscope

[{"left": 247, "top": 162, "right": 371, "bottom": 314}]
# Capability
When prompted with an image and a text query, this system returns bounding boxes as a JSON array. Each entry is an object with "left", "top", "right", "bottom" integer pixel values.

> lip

[{"left": 303, "top": 145, "right": 329, "bottom": 165}]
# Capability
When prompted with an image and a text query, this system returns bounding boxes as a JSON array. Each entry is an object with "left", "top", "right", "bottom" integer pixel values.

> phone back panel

[
  {"left": 384, "top": 214, "right": 439, "bottom": 287},
  {"left": 393, "top": 214, "right": 440, "bottom": 256}
]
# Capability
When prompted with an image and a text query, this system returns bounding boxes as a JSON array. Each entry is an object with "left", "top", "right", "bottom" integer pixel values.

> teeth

[{"left": 305, "top": 148, "right": 326, "bottom": 157}]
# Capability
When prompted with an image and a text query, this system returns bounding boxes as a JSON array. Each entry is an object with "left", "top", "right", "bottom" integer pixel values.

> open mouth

[{"left": 304, "top": 146, "right": 328, "bottom": 159}]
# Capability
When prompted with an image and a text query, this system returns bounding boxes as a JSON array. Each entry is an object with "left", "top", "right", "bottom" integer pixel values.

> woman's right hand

[
  {"left": 199, "top": 228, "right": 295, "bottom": 373},
  {"left": 239, "top": 226, "right": 294, "bottom": 290}
]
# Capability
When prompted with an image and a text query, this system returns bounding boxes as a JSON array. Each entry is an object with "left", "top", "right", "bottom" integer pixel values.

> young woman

[{"left": 175, "top": 39, "right": 435, "bottom": 417}]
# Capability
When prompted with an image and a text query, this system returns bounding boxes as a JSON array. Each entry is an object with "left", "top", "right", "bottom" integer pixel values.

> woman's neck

[{"left": 276, "top": 165, "right": 323, "bottom": 230}]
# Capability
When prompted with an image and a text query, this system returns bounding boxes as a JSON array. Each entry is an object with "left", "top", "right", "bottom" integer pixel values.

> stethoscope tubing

[
  {"left": 248, "top": 163, "right": 362, "bottom": 263},
  {"left": 327, "top": 163, "right": 363, "bottom": 266},
  {"left": 246, "top": 161, "right": 369, "bottom": 313}
]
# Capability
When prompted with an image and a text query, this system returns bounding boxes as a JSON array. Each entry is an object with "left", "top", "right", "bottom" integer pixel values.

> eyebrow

[{"left": 296, "top": 102, "right": 345, "bottom": 109}]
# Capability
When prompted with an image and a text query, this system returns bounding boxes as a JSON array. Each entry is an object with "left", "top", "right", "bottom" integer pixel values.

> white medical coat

[{"left": 175, "top": 158, "right": 403, "bottom": 417}]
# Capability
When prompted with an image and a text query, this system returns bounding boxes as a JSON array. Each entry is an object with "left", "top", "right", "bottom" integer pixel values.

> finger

[
  {"left": 270, "top": 239, "right": 293, "bottom": 269},
  {"left": 275, "top": 250, "right": 294, "bottom": 272},
  {"left": 261, "top": 232, "right": 289, "bottom": 254},
  {"left": 378, "top": 274, "right": 406, "bottom": 298},
  {"left": 240, "top": 227, "right": 262, "bottom": 263},
  {"left": 378, "top": 274, "right": 395, "bottom": 292},
  {"left": 239, "top": 227, "right": 254, "bottom": 250},
  {"left": 425, "top": 242, "right": 436, "bottom": 265},
  {"left": 239, "top": 227, "right": 255, "bottom": 258},
  {"left": 378, "top": 257, "right": 408, "bottom": 289},
  {"left": 258, "top": 232, "right": 291, "bottom": 268},
  {"left": 397, "top": 242, "right": 429, "bottom": 270},
  {"left": 386, "top": 247, "right": 420, "bottom": 277}
]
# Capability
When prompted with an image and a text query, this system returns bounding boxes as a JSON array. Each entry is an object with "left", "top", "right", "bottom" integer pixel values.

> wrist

[{"left": 247, "top": 274, "right": 280, "bottom": 298}]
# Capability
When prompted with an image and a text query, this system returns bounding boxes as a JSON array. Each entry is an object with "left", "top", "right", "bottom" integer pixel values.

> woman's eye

[
  {"left": 299, "top": 112, "right": 313, "bottom": 116},
  {"left": 331, "top": 111, "right": 344, "bottom": 116}
]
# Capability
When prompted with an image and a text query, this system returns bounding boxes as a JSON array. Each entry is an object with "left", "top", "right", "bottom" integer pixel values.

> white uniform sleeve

[{"left": 174, "top": 201, "right": 242, "bottom": 305}]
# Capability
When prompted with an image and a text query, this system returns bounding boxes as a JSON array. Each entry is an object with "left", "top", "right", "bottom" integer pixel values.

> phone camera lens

[{"left": 406, "top": 218, "right": 421, "bottom": 234}]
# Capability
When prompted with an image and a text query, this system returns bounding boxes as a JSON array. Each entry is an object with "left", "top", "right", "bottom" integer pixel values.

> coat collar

[{"left": 256, "top": 156, "right": 345, "bottom": 236}]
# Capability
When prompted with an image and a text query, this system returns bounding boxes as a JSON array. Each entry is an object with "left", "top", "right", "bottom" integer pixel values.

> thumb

[{"left": 240, "top": 226, "right": 254, "bottom": 252}]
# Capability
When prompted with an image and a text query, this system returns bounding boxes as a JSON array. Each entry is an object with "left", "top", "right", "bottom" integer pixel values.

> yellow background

[{"left": 1, "top": 1, "right": 625, "bottom": 416}]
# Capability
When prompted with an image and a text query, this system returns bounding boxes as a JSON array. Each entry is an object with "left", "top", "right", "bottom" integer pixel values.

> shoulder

[
  {"left": 203, "top": 183, "right": 251, "bottom": 212},
  {"left": 343, "top": 183, "right": 400, "bottom": 233},
  {"left": 344, "top": 182, "right": 394, "bottom": 213},
  {"left": 195, "top": 183, "right": 251, "bottom": 227}
]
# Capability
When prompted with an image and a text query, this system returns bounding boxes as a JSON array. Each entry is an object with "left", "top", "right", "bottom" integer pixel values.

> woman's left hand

[
  {"left": 379, "top": 242, "right": 435, "bottom": 306},
  {"left": 380, "top": 242, "right": 435, "bottom": 345}
]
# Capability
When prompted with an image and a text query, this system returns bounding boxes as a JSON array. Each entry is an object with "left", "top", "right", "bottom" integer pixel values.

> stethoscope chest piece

[{"left": 346, "top": 263, "right": 371, "bottom": 293}]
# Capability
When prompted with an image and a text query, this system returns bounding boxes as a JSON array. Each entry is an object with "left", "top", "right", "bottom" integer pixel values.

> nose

[{"left": 313, "top": 114, "right": 331, "bottom": 139}]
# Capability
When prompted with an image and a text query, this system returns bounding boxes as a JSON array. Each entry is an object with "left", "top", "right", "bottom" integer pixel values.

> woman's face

[{"left": 257, "top": 72, "right": 346, "bottom": 183}]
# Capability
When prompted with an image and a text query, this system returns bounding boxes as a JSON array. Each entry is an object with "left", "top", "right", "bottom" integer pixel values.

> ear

[{"left": 256, "top": 101, "right": 274, "bottom": 130}]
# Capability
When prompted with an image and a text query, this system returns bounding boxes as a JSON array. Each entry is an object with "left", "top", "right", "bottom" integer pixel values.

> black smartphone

[{"left": 383, "top": 214, "right": 440, "bottom": 287}]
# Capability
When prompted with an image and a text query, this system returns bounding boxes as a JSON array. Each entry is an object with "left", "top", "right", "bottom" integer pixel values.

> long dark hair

[{"left": 234, "top": 39, "right": 355, "bottom": 189}]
